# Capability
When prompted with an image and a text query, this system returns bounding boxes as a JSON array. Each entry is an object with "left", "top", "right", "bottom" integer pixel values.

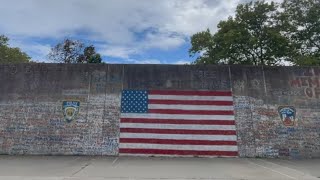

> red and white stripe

[{"left": 119, "top": 90, "right": 238, "bottom": 157}]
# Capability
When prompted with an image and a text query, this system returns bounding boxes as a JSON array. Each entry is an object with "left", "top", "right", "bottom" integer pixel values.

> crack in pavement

[{"left": 70, "top": 161, "right": 92, "bottom": 177}]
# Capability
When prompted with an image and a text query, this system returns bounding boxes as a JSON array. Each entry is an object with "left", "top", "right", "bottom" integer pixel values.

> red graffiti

[
  {"left": 290, "top": 77, "right": 320, "bottom": 98},
  {"left": 257, "top": 108, "right": 278, "bottom": 117},
  {"left": 290, "top": 77, "right": 320, "bottom": 88}
]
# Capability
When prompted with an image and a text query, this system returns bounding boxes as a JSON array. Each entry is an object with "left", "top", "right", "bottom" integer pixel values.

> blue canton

[{"left": 121, "top": 90, "right": 148, "bottom": 113}]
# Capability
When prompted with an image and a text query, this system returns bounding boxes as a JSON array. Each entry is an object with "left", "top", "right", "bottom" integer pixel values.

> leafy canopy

[
  {"left": 0, "top": 35, "right": 30, "bottom": 64},
  {"left": 190, "top": 0, "right": 319, "bottom": 66},
  {"left": 48, "top": 39, "right": 103, "bottom": 63},
  {"left": 280, "top": 0, "right": 320, "bottom": 65}
]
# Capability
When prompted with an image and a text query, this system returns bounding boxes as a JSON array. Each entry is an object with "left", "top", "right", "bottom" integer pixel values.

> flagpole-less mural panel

[
  {"left": 119, "top": 89, "right": 237, "bottom": 157},
  {"left": 0, "top": 64, "right": 319, "bottom": 158}
]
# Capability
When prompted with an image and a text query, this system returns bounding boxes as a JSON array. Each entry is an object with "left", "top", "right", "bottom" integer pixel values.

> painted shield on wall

[
  {"left": 278, "top": 106, "right": 296, "bottom": 126},
  {"left": 62, "top": 101, "right": 80, "bottom": 123}
]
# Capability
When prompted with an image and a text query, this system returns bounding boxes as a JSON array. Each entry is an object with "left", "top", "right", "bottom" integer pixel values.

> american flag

[{"left": 119, "top": 90, "right": 238, "bottom": 157}]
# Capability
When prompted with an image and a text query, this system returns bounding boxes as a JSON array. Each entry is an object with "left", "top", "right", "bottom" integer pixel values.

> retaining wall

[{"left": 0, "top": 64, "right": 319, "bottom": 158}]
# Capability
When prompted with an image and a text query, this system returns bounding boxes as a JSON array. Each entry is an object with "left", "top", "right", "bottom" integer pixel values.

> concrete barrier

[{"left": 0, "top": 64, "right": 319, "bottom": 158}]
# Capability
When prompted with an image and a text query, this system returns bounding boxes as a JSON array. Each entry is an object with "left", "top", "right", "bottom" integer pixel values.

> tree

[
  {"left": 78, "top": 45, "right": 102, "bottom": 63},
  {"left": 0, "top": 35, "right": 9, "bottom": 46},
  {"left": 189, "top": 29, "right": 217, "bottom": 64},
  {"left": 189, "top": 1, "right": 292, "bottom": 65},
  {"left": 0, "top": 35, "right": 30, "bottom": 64},
  {"left": 280, "top": 0, "right": 320, "bottom": 65},
  {"left": 48, "top": 39, "right": 103, "bottom": 63},
  {"left": 48, "top": 39, "right": 85, "bottom": 63}
]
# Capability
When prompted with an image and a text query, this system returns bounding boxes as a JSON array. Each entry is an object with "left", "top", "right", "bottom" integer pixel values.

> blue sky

[{"left": 0, "top": 0, "right": 279, "bottom": 64}]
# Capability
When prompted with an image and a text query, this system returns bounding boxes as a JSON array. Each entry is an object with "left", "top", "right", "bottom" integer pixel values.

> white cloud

[
  {"left": 125, "top": 58, "right": 162, "bottom": 64},
  {"left": 174, "top": 60, "right": 191, "bottom": 65},
  {"left": 0, "top": 0, "right": 267, "bottom": 61},
  {"left": 135, "top": 59, "right": 162, "bottom": 64},
  {"left": 161, "top": 1, "right": 237, "bottom": 36},
  {"left": 143, "top": 33, "right": 186, "bottom": 50},
  {"left": 99, "top": 46, "right": 139, "bottom": 59},
  {"left": 0, "top": 0, "right": 236, "bottom": 38}
]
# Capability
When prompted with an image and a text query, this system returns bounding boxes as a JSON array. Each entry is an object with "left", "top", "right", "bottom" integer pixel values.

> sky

[{"left": 0, "top": 0, "right": 281, "bottom": 64}]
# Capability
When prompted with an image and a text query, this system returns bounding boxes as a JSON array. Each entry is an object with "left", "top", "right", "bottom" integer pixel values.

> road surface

[{"left": 0, "top": 156, "right": 319, "bottom": 180}]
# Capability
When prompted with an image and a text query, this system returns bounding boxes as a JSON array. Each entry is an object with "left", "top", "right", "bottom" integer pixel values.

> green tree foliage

[
  {"left": 78, "top": 45, "right": 102, "bottom": 63},
  {"left": 0, "top": 35, "right": 9, "bottom": 46},
  {"left": 190, "top": 0, "right": 320, "bottom": 66},
  {"left": 48, "top": 39, "right": 103, "bottom": 63},
  {"left": 189, "top": 29, "right": 216, "bottom": 64},
  {"left": 280, "top": 0, "right": 320, "bottom": 65},
  {"left": 0, "top": 35, "right": 30, "bottom": 64}
]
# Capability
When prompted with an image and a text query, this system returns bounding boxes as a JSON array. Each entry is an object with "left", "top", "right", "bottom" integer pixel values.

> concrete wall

[{"left": 0, "top": 64, "right": 319, "bottom": 158}]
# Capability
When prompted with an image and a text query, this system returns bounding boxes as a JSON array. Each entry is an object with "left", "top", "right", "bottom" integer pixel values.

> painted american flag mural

[{"left": 119, "top": 90, "right": 238, "bottom": 157}]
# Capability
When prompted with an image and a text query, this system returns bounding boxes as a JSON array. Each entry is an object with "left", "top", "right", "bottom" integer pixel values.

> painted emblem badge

[
  {"left": 62, "top": 101, "right": 80, "bottom": 123},
  {"left": 278, "top": 106, "right": 296, "bottom": 126}
]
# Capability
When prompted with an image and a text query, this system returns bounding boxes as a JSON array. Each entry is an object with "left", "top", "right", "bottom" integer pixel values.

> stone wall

[{"left": 0, "top": 64, "right": 319, "bottom": 158}]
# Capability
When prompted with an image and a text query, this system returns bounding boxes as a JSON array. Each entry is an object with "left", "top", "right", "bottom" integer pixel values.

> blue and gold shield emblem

[
  {"left": 278, "top": 106, "right": 296, "bottom": 126},
  {"left": 62, "top": 101, "right": 80, "bottom": 123}
]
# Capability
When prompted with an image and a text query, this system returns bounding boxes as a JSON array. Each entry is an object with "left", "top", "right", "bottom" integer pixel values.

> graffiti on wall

[
  {"left": 290, "top": 68, "right": 320, "bottom": 99},
  {"left": 278, "top": 106, "right": 296, "bottom": 127},
  {"left": 62, "top": 101, "right": 80, "bottom": 123},
  {"left": 191, "top": 69, "right": 230, "bottom": 90}
]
